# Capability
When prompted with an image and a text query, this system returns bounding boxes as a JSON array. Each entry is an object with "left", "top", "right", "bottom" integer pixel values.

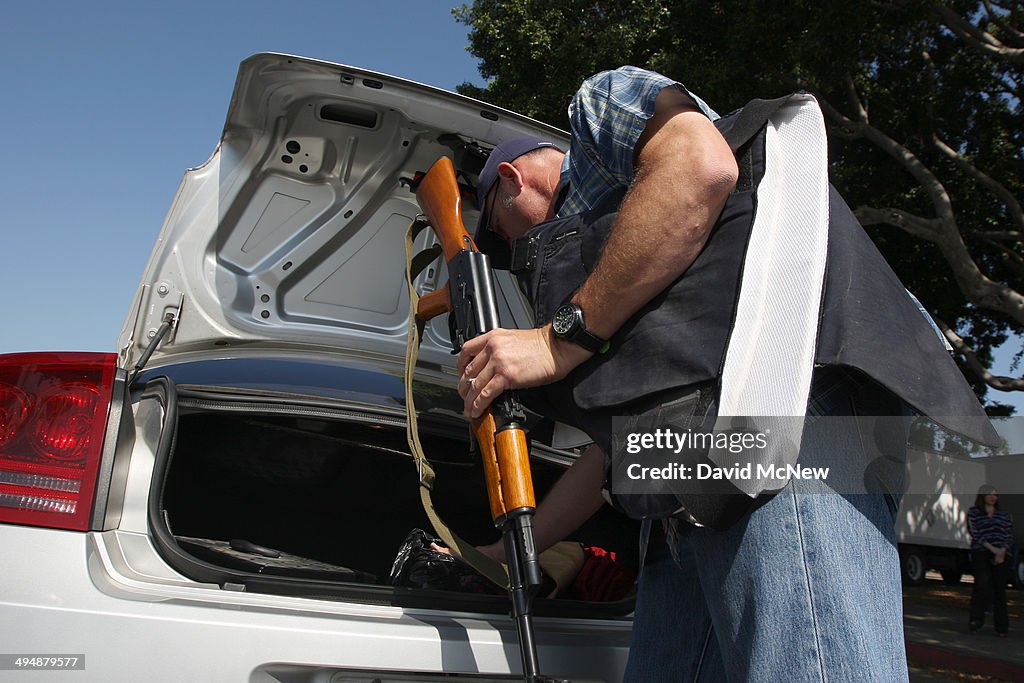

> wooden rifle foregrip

[
  {"left": 472, "top": 413, "right": 537, "bottom": 522},
  {"left": 494, "top": 425, "right": 537, "bottom": 512},
  {"left": 416, "top": 283, "right": 451, "bottom": 322}
]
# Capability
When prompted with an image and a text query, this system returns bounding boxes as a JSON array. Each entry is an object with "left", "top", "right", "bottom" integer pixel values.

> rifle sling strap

[{"left": 404, "top": 218, "right": 510, "bottom": 590}]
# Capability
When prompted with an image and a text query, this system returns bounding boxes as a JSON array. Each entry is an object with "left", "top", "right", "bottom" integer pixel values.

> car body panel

[{"left": 0, "top": 525, "right": 628, "bottom": 681}]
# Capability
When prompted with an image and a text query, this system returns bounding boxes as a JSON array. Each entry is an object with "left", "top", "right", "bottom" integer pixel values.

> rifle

[{"left": 412, "top": 157, "right": 558, "bottom": 683}]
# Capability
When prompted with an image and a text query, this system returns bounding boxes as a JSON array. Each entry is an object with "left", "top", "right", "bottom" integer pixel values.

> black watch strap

[
  {"left": 553, "top": 303, "right": 610, "bottom": 354},
  {"left": 571, "top": 325, "right": 611, "bottom": 354}
]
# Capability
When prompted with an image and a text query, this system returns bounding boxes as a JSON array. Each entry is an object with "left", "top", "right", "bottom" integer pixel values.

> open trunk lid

[{"left": 117, "top": 53, "right": 568, "bottom": 373}]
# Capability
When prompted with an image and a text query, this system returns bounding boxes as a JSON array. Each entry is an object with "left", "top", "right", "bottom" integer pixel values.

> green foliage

[
  {"left": 909, "top": 417, "right": 1009, "bottom": 456},
  {"left": 455, "top": 0, "right": 1024, "bottom": 409}
]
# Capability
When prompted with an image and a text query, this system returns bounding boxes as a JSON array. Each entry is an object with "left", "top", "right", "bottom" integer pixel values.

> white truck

[{"left": 896, "top": 445, "right": 1023, "bottom": 587}]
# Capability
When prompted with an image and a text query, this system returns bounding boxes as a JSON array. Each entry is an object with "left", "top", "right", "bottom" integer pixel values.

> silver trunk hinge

[{"left": 122, "top": 286, "right": 183, "bottom": 383}]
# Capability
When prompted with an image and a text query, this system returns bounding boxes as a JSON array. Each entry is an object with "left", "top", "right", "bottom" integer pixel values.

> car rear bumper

[{"left": 0, "top": 525, "right": 630, "bottom": 681}]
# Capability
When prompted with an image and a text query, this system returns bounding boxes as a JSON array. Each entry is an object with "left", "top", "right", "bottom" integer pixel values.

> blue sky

[
  {"left": 1, "top": 0, "right": 1021, "bottom": 412},
  {"left": 0, "top": 0, "right": 481, "bottom": 353}
]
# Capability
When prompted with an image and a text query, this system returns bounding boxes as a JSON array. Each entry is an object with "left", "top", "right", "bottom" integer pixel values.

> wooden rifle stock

[{"left": 414, "top": 157, "right": 473, "bottom": 262}]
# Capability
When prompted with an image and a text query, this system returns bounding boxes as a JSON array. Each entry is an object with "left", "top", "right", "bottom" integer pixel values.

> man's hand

[
  {"left": 430, "top": 541, "right": 505, "bottom": 564},
  {"left": 456, "top": 325, "right": 592, "bottom": 417}
]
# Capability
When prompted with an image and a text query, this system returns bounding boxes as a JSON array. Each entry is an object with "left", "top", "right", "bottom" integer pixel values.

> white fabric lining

[{"left": 710, "top": 95, "right": 831, "bottom": 497}]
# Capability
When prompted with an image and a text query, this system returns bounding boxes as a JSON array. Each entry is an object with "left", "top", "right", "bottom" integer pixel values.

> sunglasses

[{"left": 482, "top": 184, "right": 504, "bottom": 236}]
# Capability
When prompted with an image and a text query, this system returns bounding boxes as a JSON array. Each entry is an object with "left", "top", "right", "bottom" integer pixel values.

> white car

[{"left": 0, "top": 53, "right": 637, "bottom": 682}]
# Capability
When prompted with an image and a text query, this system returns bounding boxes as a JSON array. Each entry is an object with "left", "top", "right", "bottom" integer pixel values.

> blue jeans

[{"left": 623, "top": 375, "right": 909, "bottom": 682}]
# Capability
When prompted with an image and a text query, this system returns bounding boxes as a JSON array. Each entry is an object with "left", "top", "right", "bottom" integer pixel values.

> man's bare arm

[
  {"left": 528, "top": 445, "right": 607, "bottom": 553},
  {"left": 572, "top": 85, "right": 738, "bottom": 339},
  {"left": 458, "top": 445, "right": 608, "bottom": 563}
]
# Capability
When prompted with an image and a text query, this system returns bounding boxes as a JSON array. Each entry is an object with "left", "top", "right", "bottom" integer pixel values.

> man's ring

[{"left": 466, "top": 377, "right": 475, "bottom": 387}]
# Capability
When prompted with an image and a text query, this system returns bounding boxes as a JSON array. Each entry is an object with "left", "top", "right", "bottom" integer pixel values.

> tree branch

[
  {"left": 843, "top": 72, "right": 869, "bottom": 123},
  {"left": 982, "top": 0, "right": 1024, "bottom": 46},
  {"left": 932, "top": 135, "right": 1024, "bottom": 232},
  {"left": 819, "top": 85, "right": 1024, "bottom": 325},
  {"left": 982, "top": 231, "right": 1024, "bottom": 241},
  {"left": 934, "top": 4, "right": 1024, "bottom": 62},
  {"left": 858, "top": 201, "right": 1024, "bottom": 321},
  {"left": 978, "top": 236, "right": 1024, "bottom": 279},
  {"left": 855, "top": 206, "right": 943, "bottom": 240},
  {"left": 818, "top": 93, "right": 956, "bottom": 224},
  {"left": 935, "top": 317, "right": 1024, "bottom": 391}
]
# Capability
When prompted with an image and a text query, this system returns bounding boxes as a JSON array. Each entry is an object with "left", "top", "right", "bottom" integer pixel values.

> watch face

[{"left": 552, "top": 305, "right": 577, "bottom": 336}]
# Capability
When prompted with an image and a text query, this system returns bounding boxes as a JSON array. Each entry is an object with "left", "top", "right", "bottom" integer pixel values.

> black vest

[{"left": 509, "top": 104, "right": 997, "bottom": 446}]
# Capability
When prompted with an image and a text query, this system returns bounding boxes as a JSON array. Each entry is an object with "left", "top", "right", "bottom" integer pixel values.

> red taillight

[
  {"left": 0, "top": 352, "right": 117, "bottom": 531},
  {"left": 0, "top": 382, "right": 31, "bottom": 447}
]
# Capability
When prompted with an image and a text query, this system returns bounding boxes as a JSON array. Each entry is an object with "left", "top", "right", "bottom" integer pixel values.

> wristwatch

[{"left": 551, "top": 303, "right": 610, "bottom": 354}]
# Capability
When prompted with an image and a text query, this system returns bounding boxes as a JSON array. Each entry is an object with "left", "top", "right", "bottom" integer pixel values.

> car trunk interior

[{"left": 152, "top": 391, "right": 640, "bottom": 617}]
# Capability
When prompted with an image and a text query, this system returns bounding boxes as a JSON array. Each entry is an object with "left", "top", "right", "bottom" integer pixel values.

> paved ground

[{"left": 905, "top": 573, "right": 1023, "bottom": 682}]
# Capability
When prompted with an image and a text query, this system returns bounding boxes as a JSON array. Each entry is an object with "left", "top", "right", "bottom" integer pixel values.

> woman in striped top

[{"left": 967, "top": 484, "right": 1014, "bottom": 636}]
